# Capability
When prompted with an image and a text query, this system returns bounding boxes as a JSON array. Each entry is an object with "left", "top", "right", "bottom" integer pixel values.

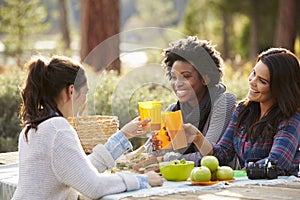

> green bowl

[{"left": 159, "top": 161, "right": 195, "bottom": 181}]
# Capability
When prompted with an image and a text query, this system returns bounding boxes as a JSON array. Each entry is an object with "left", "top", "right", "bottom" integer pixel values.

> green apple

[
  {"left": 200, "top": 156, "right": 219, "bottom": 172},
  {"left": 190, "top": 166, "right": 211, "bottom": 182},
  {"left": 216, "top": 166, "right": 234, "bottom": 181}
]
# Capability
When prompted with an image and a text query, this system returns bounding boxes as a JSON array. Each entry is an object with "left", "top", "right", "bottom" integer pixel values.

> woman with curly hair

[{"left": 152, "top": 36, "right": 237, "bottom": 165}]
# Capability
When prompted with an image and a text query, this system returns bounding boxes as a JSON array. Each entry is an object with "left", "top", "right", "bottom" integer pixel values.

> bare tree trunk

[
  {"left": 81, "top": 0, "right": 120, "bottom": 74},
  {"left": 59, "top": 0, "right": 71, "bottom": 49},
  {"left": 250, "top": 0, "right": 259, "bottom": 60},
  {"left": 274, "top": 0, "right": 297, "bottom": 52},
  {"left": 222, "top": 11, "right": 229, "bottom": 60}
]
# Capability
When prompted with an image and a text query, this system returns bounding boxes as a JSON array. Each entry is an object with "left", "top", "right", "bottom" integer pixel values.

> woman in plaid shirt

[
  {"left": 153, "top": 47, "right": 299, "bottom": 176},
  {"left": 186, "top": 47, "right": 300, "bottom": 176}
]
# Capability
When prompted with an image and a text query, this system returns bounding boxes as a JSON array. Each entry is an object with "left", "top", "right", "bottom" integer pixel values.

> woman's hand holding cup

[
  {"left": 121, "top": 117, "right": 151, "bottom": 139},
  {"left": 151, "top": 128, "right": 171, "bottom": 151}
]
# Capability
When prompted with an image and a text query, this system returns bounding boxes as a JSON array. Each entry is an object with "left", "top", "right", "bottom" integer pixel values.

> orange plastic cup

[
  {"left": 138, "top": 101, "right": 162, "bottom": 131},
  {"left": 156, "top": 127, "right": 171, "bottom": 149},
  {"left": 155, "top": 113, "right": 171, "bottom": 149},
  {"left": 164, "top": 110, "right": 187, "bottom": 150}
]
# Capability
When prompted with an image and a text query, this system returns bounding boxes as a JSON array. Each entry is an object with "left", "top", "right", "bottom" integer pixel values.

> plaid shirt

[{"left": 214, "top": 105, "right": 300, "bottom": 176}]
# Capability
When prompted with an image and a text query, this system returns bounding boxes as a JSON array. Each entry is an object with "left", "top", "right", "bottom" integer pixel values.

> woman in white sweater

[{"left": 12, "top": 55, "right": 163, "bottom": 200}]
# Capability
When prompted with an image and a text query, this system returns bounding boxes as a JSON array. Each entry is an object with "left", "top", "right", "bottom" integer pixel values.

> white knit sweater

[{"left": 12, "top": 117, "right": 140, "bottom": 200}]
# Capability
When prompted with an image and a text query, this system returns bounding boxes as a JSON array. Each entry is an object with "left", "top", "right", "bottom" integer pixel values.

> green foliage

[
  {"left": 88, "top": 70, "right": 119, "bottom": 116},
  {"left": 0, "top": 69, "right": 23, "bottom": 152},
  {"left": 183, "top": 0, "right": 207, "bottom": 36},
  {"left": 182, "top": 0, "right": 279, "bottom": 59},
  {"left": 182, "top": 0, "right": 221, "bottom": 55},
  {"left": 0, "top": 137, "right": 18, "bottom": 153},
  {"left": 134, "top": 0, "right": 178, "bottom": 27},
  {"left": 223, "top": 62, "right": 252, "bottom": 101},
  {"left": 0, "top": 0, "right": 50, "bottom": 64},
  {"left": 235, "top": 17, "right": 250, "bottom": 58},
  {"left": 0, "top": 63, "right": 250, "bottom": 152}
]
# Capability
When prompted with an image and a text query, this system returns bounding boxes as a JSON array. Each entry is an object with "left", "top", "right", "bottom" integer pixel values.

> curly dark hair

[
  {"left": 162, "top": 36, "right": 224, "bottom": 86},
  {"left": 234, "top": 48, "right": 300, "bottom": 143}
]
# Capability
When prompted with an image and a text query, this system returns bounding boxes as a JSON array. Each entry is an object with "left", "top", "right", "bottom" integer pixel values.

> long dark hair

[
  {"left": 234, "top": 48, "right": 300, "bottom": 142},
  {"left": 19, "top": 55, "right": 87, "bottom": 139}
]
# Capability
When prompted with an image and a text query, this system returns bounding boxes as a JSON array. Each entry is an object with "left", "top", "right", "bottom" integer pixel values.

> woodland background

[{"left": 0, "top": 0, "right": 299, "bottom": 152}]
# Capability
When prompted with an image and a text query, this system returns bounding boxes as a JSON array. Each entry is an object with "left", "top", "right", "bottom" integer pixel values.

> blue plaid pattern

[{"left": 214, "top": 106, "right": 300, "bottom": 176}]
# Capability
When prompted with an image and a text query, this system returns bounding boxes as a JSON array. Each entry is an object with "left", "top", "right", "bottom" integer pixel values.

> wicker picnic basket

[{"left": 67, "top": 115, "right": 119, "bottom": 154}]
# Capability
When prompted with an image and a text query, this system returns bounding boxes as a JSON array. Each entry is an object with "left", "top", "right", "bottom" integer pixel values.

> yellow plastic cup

[
  {"left": 138, "top": 101, "right": 162, "bottom": 131},
  {"left": 164, "top": 110, "right": 187, "bottom": 150}
]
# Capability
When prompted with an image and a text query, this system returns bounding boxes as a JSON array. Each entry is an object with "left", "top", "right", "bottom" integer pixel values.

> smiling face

[
  {"left": 248, "top": 60, "right": 275, "bottom": 109},
  {"left": 170, "top": 60, "right": 207, "bottom": 107}
]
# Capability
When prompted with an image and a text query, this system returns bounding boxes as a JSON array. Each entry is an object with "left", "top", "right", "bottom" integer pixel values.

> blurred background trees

[
  {"left": 274, "top": 0, "right": 298, "bottom": 52},
  {"left": 0, "top": 0, "right": 299, "bottom": 152},
  {"left": 58, "top": 0, "right": 71, "bottom": 49},
  {"left": 81, "top": 0, "right": 121, "bottom": 73},
  {"left": 0, "top": 0, "right": 50, "bottom": 66},
  {"left": 1, "top": 0, "right": 299, "bottom": 67},
  {"left": 182, "top": 0, "right": 299, "bottom": 60}
]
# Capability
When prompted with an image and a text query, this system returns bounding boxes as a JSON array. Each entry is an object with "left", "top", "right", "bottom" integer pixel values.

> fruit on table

[
  {"left": 159, "top": 159, "right": 194, "bottom": 181},
  {"left": 191, "top": 155, "right": 234, "bottom": 182},
  {"left": 216, "top": 166, "right": 234, "bottom": 181},
  {"left": 210, "top": 171, "right": 217, "bottom": 181},
  {"left": 190, "top": 166, "right": 211, "bottom": 182},
  {"left": 169, "top": 158, "right": 186, "bottom": 165},
  {"left": 200, "top": 155, "right": 219, "bottom": 172}
]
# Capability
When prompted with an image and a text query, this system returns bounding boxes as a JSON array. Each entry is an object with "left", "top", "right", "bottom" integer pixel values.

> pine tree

[{"left": 0, "top": 0, "right": 50, "bottom": 66}]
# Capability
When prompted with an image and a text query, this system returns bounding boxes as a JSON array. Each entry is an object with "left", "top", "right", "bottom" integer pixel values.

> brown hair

[
  {"left": 235, "top": 48, "right": 300, "bottom": 142},
  {"left": 19, "top": 55, "right": 87, "bottom": 138}
]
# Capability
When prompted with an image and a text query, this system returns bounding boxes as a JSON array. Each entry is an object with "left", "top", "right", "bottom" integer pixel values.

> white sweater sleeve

[
  {"left": 50, "top": 128, "right": 140, "bottom": 199},
  {"left": 88, "top": 144, "right": 116, "bottom": 173},
  {"left": 88, "top": 131, "right": 133, "bottom": 173}
]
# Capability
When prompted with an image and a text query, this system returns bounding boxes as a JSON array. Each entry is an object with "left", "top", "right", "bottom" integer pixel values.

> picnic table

[{"left": 1, "top": 152, "right": 300, "bottom": 200}]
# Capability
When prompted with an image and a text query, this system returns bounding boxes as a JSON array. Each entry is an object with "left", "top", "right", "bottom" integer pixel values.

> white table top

[{"left": 1, "top": 163, "right": 300, "bottom": 200}]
